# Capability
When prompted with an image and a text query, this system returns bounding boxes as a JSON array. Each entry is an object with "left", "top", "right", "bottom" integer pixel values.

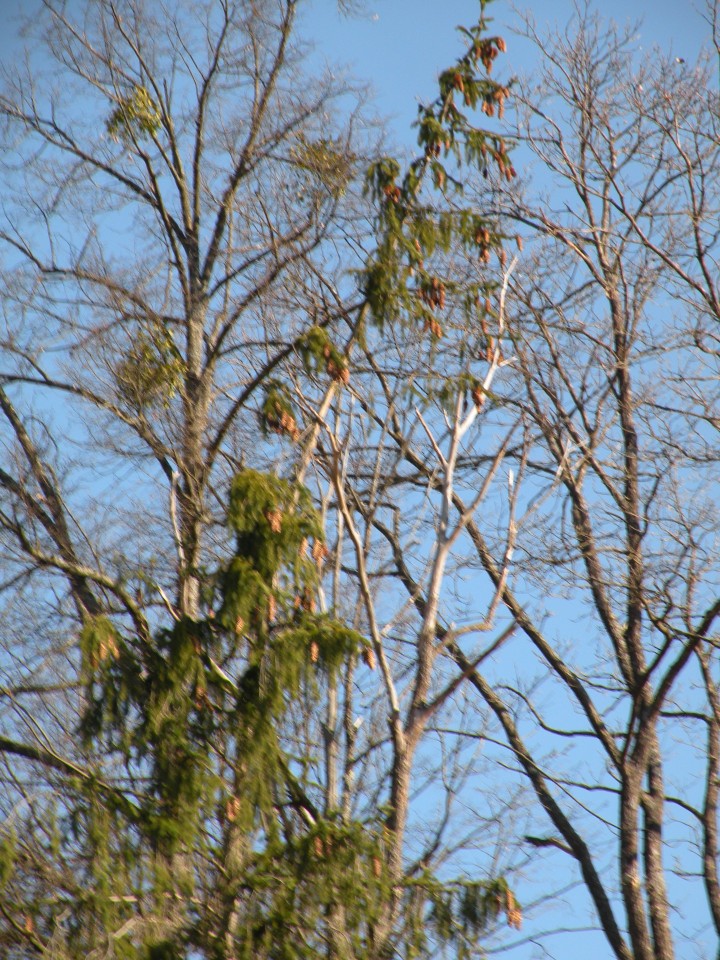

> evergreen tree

[{"left": 0, "top": 2, "right": 519, "bottom": 957}]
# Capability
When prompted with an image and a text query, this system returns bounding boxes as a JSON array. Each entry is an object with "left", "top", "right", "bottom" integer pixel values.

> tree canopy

[
  {"left": 0, "top": 1, "right": 522, "bottom": 958},
  {"left": 2, "top": 2, "right": 720, "bottom": 960}
]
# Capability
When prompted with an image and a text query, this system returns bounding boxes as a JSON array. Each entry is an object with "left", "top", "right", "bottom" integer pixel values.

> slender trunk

[
  {"left": 324, "top": 675, "right": 339, "bottom": 814},
  {"left": 700, "top": 650, "right": 720, "bottom": 934},
  {"left": 372, "top": 729, "right": 414, "bottom": 959},
  {"left": 643, "top": 735, "right": 673, "bottom": 959},
  {"left": 179, "top": 299, "right": 211, "bottom": 618},
  {"left": 620, "top": 762, "right": 654, "bottom": 960},
  {"left": 608, "top": 278, "right": 673, "bottom": 957},
  {"left": 323, "top": 675, "right": 354, "bottom": 959}
]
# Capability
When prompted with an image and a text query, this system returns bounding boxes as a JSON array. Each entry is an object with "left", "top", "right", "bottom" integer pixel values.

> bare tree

[{"left": 434, "top": 8, "right": 720, "bottom": 958}]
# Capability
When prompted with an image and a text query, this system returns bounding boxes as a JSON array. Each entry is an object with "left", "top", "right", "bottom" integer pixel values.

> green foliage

[
  {"left": 114, "top": 322, "right": 184, "bottom": 410},
  {"left": 79, "top": 615, "right": 142, "bottom": 754},
  {"left": 231, "top": 817, "right": 391, "bottom": 960},
  {"left": 297, "top": 325, "right": 350, "bottom": 383},
  {"left": 290, "top": 135, "right": 355, "bottom": 198},
  {"left": 362, "top": 0, "right": 513, "bottom": 336},
  {"left": 107, "top": 84, "right": 161, "bottom": 142},
  {"left": 276, "top": 613, "right": 366, "bottom": 681},
  {"left": 80, "top": 615, "right": 121, "bottom": 677},
  {"left": 78, "top": 470, "right": 363, "bottom": 871},
  {"left": 220, "top": 471, "right": 363, "bottom": 816},
  {"left": 229, "top": 610, "right": 364, "bottom": 767},
  {"left": 136, "top": 620, "right": 217, "bottom": 850},
  {"left": 259, "top": 380, "right": 301, "bottom": 442},
  {"left": 405, "top": 873, "right": 522, "bottom": 959},
  {"left": 0, "top": 826, "right": 16, "bottom": 886},
  {"left": 218, "top": 556, "right": 270, "bottom": 635},
  {"left": 225, "top": 468, "right": 323, "bottom": 587},
  {"left": 57, "top": 785, "right": 148, "bottom": 958}
]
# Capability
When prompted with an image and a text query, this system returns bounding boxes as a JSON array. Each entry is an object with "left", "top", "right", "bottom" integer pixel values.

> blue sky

[
  {"left": 2, "top": 0, "right": 712, "bottom": 131},
  {"left": 302, "top": 0, "right": 714, "bottom": 146}
]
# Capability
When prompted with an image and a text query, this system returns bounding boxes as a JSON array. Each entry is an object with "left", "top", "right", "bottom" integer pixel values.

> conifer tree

[{"left": 0, "top": 2, "right": 520, "bottom": 957}]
